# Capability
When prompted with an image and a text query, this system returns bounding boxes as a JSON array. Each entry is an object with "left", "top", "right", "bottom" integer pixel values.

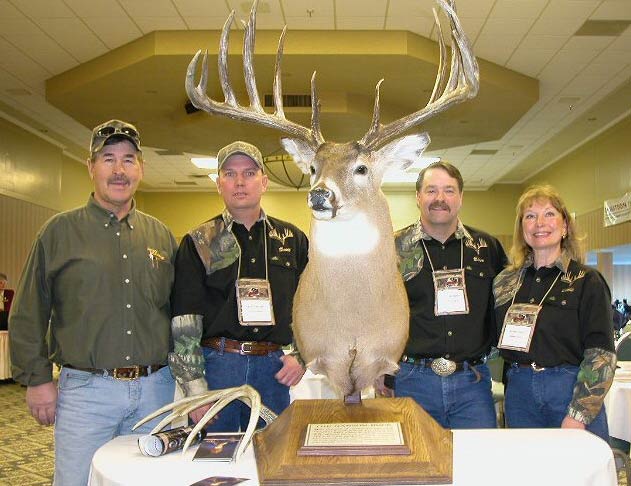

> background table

[
  {"left": 605, "top": 364, "right": 631, "bottom": 443},
  {"left": 0, "top": 330, "right": 11, "bottom": 379},
  {"left": 89, "top": 428, "right": 616, "bottom": 486}
]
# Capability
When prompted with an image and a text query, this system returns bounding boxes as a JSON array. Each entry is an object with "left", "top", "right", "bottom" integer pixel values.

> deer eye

[
  {"left": 309, "top": 165, "right": 316, "bottom": 175},
  {"left": 354, "top": 165, "right": 368, "bottom": 175}
]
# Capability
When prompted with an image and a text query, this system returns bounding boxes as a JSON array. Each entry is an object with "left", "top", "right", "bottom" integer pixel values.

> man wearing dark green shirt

[{"left": 9, "top": 119, "right": 177, "bottom": 486}]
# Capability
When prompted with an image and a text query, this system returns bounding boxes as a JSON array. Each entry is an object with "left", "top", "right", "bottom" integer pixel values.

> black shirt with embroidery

[
  {"left": 395, "top": 221, "right": 507, "bottom": 361},
  {"left": 493, "top": 258, "right": 614, "bottom": 367},
  {"left": 171, "top": 212, "right": 308, "bottom": 345}
]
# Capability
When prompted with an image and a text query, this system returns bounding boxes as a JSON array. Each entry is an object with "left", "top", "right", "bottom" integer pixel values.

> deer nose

[{"left": 309, "top": 187, "right": 334, "bottom": 211}]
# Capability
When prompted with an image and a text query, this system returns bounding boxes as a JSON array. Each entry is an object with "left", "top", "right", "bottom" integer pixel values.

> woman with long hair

[{"left": 493, "top": 184, "right": 615, "bottom": 441}]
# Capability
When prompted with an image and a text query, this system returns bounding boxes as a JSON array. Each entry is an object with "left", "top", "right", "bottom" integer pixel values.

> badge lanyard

[
  {"left": 234, "top": 227, "right": 276, "bottom": 327},
  {"left": 422, "top": 238, "right": 469, "bottom": 316},
  {"left": 497, "top": 269, "right": 562, "bottom": 352}
]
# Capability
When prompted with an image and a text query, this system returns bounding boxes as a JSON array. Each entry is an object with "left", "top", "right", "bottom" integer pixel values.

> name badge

[
  {"left": 498, "top": 303, "right": 541, "bottom": 352},
  {"left": 433, "top": 268, "right": 469, "bottom": 316},
  {"left": 235, "top": 278, "right": 276, "bottom": 327}
]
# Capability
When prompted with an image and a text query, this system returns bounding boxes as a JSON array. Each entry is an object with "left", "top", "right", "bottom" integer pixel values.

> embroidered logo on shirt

[
  {"left": 465, "top": 237, "right": 488, "bottom": 256},
  {"left": 147, "top": 248, "right": 166, "bottom": 268},
  {"left": 560, "top": 270, "right": 585, "bottom": 287},
  {"left": 269, "top": 227, "right": 293, "bottom": 245}
]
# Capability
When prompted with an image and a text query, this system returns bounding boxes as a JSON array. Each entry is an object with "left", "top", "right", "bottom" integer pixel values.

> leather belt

[
  {"left": 401, "top": 355, "right": 485, "bottom": 376},
  {"left": 202, "top": 337, "right": 281, "bottom": 356},
  {"left": 64, "top": 364, "right": 165, "bottom": 380}
]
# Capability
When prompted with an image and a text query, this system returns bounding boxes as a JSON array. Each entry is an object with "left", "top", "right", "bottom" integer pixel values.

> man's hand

[
  {"left": 26, "top": 382, "right": 57, "bottom": 426},
  {"left": 374, "top": 375, "right": 394, "bottom": 397},
  {"left": 561, "top": 415, "right": 586, "bottom": 430},
  {"left": 190, "top": 403, "right": 215, "bottom": 424},
  {"left": 275, "top": 354, "right": 305, "bottom": 386}
]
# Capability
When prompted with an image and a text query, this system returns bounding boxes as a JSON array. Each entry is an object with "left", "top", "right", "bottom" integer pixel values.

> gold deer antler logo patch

[
  {"left": 147, "top": 248, "right": 166, "bottom": 268},
  {"left": 269, "top": 227, "right": 294, "bottom": 246},
  {"left": 465, "top": 237, "right": 488, "bottom": 256},
  {"left": 560, "top": 270, "right": 585, "bottom": 287}
]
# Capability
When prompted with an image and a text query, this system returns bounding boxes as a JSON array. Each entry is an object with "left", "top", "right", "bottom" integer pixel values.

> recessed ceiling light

[{"left": 191, "top": 157, "right": 218, "bottom": 169}]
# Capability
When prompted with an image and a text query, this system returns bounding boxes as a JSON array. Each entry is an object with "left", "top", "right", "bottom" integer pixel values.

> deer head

[{"left": 185, "top": 0, "right": 478, "bottom": 220}]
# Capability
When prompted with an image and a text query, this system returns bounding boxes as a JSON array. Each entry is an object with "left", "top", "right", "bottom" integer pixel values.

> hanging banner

[{"left": 604, "top": 192, "right": 631, "bottom": 227}]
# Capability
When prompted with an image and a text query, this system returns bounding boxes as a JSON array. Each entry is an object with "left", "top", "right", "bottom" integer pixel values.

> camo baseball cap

[
  {"left": 90, "top": 119, "right": 141, "bottom": 154},
  {"left": 216, "top": 141, "right": 264, "bottom": 172}
]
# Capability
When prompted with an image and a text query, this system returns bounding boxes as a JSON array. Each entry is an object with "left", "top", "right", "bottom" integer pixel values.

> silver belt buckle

[
  {"left": 431, "top": 357, "right": 457, "bottom": 377},
  {"left": 531, "top": 362, "right": 546, "bottom": 372}
]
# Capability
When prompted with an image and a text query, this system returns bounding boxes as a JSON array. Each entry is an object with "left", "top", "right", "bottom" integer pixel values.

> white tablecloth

[
  {"left": 89, "top": 428, "right": 616, "bottom": 486},
  {"left": 605, "top": 364, "right": 631, "bottom": 443},
  {"left": 0, "top": 330, "right": 10, "bottom": 380}
]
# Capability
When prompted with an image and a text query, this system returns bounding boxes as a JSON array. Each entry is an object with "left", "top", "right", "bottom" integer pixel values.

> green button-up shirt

[{"left": 9, "top": 195, "right": 177, "bottom": 386}]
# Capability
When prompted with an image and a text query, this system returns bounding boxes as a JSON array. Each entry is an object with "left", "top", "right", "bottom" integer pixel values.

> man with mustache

[
  {"left": 391, "top": 161, "right": 507, "bottom": 429},
  {"left": 9, "top": 120, "right": 177, "bottom": 486},
  {"left": 169, "top": 141, "right": 307, "bottom": 431}
]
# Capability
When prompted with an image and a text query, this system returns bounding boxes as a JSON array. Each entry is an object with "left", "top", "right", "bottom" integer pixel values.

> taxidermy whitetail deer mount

[{"left": 186, "top": 0, "right": 478, "bottom": 400}]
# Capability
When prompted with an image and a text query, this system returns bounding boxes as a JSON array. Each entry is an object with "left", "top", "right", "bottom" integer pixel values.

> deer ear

[
  {"left": 281, "top": 137, "right": 316, "bottom": 175},
  {"left": 374, "top": 133, "right": 431, "bottom": 171}
]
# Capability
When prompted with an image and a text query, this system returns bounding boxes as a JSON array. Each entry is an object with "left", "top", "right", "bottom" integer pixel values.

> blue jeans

[
  {"left": 505, "top": 364, "right": 610, "bottom": 442},
  {"left": 202, "top": 347, "right": 289, "bottom": 432},
  {"left": 394, "top": 361, "right": 496, "bottom": 429},
  {"left": 54, "top": 366, "right": 175, "bottom": 486}
]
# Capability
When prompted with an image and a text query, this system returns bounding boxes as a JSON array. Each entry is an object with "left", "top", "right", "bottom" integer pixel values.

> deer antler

[
  {"left": 360, "top": 0, "right": 479, "bottom": 149},
  {"left": 185, "top": 0, "right": 324, "bottom": 151},
  {"left": 186, "top": 0, "right": 477, "bottom": 152}
]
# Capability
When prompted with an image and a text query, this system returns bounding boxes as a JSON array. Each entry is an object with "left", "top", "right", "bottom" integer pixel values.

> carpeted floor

[
  {"left": 0, "top": 380, "right": 628, "bottom": 486},
  {"left": 0, "top": 381, "right": 54, "bottom": 485}
]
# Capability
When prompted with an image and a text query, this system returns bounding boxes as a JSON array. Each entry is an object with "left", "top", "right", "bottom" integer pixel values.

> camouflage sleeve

[
  {"left": 287, "top": 339, "right": 305, "bottom": 367},
  {"left": 567, "top": 347, "right": 616, "bottom": 425},
  {"left": 168, "top": 314, "right": 208, "bottom": 397}
]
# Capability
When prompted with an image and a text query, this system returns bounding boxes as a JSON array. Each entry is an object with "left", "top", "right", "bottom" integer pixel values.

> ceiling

[{"left": 1, "top": 0, "right": 630, "bottom": 192}]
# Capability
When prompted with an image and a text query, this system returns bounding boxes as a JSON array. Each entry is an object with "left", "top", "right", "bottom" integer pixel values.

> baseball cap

[
  {"left": 90, "top": 119, "right": 141, "bottom": 154},
  {"left": 216, "top": 141, "right": 264, "bottom": 172}
]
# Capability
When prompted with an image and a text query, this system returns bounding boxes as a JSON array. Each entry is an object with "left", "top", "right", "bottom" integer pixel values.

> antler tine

[
  {"left": 244, "top": 0, "right": 263, "bottom": 112},
  {"left": 219, "top": 10, "right": 237, "bottom": 106},
  {"left": 428, "top": 8, "right": 448, "bottom": 104},
  {"left": 273, "top": 26, "right": 288, "bottom": 119},
  {"left": 361, "top": 0, "right": 479, "bottom": 150},
  {"left": 310, "top": 72, "right": 325, "bottom": 145},
  {"left": 185, "top": 1, "right": 322, "bottom": 151},
  {"left": 359, "top": 79, "right": 384, "bottom": 147}
]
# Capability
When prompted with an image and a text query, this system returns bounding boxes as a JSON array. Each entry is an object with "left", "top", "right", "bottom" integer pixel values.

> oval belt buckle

[{"left": 431, "top": 357, "right": 457, "bottom": 377}]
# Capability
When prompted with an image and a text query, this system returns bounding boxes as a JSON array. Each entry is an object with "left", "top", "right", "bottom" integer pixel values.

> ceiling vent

[
  {"left": 574, "top": 20, "right": 631, "bottom": 37},
  {"left": 469, "top": 149, "right": 498, "bottom": 155},
  {"left": 264, "top": 94, "right": 312, "bottom": 108}
]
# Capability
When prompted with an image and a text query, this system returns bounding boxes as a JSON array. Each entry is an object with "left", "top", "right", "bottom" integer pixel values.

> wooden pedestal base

[{"left": 253, "top": 397, "right": 452, "bottom": 485}]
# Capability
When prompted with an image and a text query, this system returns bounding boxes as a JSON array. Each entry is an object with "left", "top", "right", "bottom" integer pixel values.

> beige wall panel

[
  {"left": 0, "top": 117, "right": 93, "bottom": 213},
  {"left": 527, "top": 114, "right": 631, "bottom": 215},
  {"left": 577, "top": 207, "right": 631, "bottom": 253},
  {"left": 0, "top": 193, "right": 56, "bottom": 288},
  {"left": 141, "top": 186, "right": 518, "bottom": 243}
]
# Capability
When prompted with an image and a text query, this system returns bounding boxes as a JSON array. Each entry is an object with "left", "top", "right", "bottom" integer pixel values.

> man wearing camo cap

[
  {"left": 10, "top": 119, "right": 177, "bottom": 486},
  {"left": 170, "top": 140, "right": 308, "bottom": 431}
]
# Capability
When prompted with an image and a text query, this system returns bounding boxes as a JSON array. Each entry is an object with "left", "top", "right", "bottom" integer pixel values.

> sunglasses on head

[{"left": 95, "top": 125, "right": 139, "bottom": 140}]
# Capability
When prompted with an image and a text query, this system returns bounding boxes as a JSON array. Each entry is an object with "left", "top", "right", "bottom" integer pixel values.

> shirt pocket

[
  {"left": 465, "top": 262, "right": 497, "bottom": 282},
  {"left": 144, "top": 250, "right": 175, "bottom": 307},
  {"left": 269, "top": 252, "right": 298, "bottom": 273},
  {"left": 542, "top": 290, "right": 580, "bottom": 311}
]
